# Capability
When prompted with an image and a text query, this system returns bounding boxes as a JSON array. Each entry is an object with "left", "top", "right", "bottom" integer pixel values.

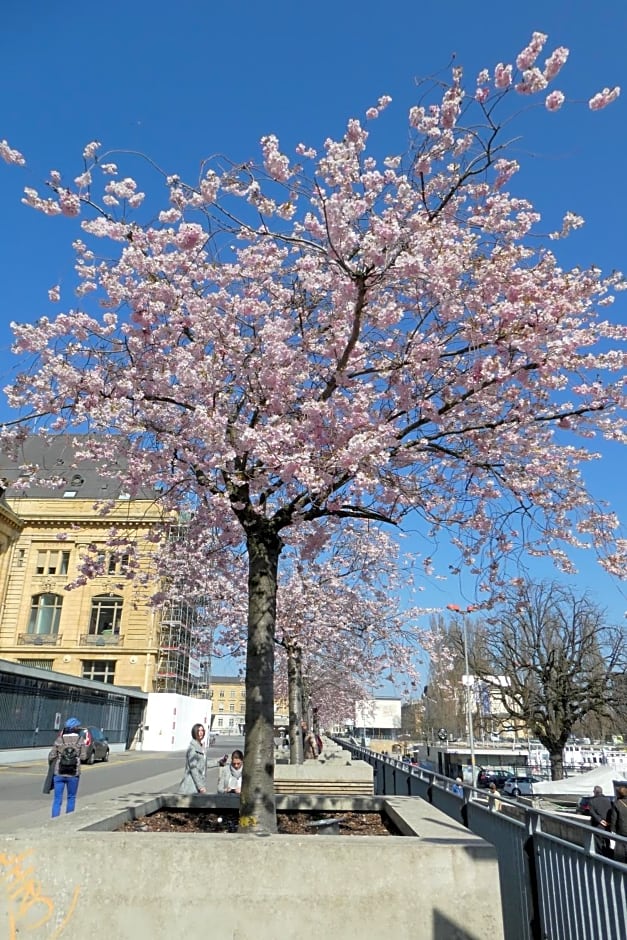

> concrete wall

[
  {"left": 141, "top": 692, "right": 211, "bottom": 751},
  {"left": 0, "top": 807, "right": 502, "bottom": 940},
  {"left": 0, "top": 792, "right": 503, "bottom": 940}
]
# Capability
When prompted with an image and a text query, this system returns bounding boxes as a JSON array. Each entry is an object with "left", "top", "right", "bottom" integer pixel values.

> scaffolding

[{"left": 154, "top": 601, "right": 199, "bottom": 695}]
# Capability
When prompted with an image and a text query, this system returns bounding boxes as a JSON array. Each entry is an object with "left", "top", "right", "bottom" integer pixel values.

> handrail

[{"left": 333, "top": 736, "right": 626, "bottom": 940}]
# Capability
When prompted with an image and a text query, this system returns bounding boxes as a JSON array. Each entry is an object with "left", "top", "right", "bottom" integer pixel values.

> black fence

[
  {"left": 0, "top": 660, "right": 142, "bottom": 749},
  {"left": 336, "top": 737, "right": 627, "bottom": 940}
]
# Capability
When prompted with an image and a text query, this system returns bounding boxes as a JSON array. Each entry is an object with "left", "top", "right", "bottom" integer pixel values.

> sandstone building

[{"left": 0, "top": 436, "right": 198, "bottom": 694}]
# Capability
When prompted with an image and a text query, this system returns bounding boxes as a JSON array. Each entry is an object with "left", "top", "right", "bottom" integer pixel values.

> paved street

[{"left": 0, "top": 735, "right": 244, "bottom": 833}]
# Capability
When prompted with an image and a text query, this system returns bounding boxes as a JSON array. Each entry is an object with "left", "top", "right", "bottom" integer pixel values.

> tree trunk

[
  {"left": 549, "top": 748, "right": 565, "bottom": 781},
  {"left": 286, "top": 638, "right": 304, "bottom": 764},
  {"left": 239, "top": 524, "right": 282, "bottom": 833}
]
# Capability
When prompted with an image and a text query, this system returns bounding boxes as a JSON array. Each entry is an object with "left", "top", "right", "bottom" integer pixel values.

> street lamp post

[{"left": 447, "top": 604, "right": 477, "bottom": 786}]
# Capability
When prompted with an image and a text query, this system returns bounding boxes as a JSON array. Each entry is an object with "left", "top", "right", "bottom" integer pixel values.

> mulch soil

[{"left": 119, "top": 809, "right": 400, "bottom": 836}]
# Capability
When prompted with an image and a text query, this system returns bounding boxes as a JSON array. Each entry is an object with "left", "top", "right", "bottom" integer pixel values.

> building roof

[{"left": 0, "top": 434, "right": 143, "bottom": 500}]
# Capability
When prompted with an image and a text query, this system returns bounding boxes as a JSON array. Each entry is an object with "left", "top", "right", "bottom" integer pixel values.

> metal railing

[
  {"left": 337, "top": 739, "right": 627, "bottom": 940},
  {"left": 79, "top": 632, "right": 123, "bottom": 646},
  {"left": 17, "top": 632, "right": 63, "bottom": 645}
]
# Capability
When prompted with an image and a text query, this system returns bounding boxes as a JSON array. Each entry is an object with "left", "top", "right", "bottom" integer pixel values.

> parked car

[
  {"left": 576, "top": 796, "right": 592, "bottom": 816},
  {"left": 502, "top": 775, "right": 541, "bottom": 797},
  {"left": 79, "top": 726, "right": 110, "bottom": 764},
  {"left": 477, "top": 769, "right": 510, "bottom": 790}
]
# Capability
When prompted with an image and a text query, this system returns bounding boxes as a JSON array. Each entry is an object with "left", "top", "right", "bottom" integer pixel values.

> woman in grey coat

[{"left": 178, "top": 723, "right": 207, "bottom": 794}]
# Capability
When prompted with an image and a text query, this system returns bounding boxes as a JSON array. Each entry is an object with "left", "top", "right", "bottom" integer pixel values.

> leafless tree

[{"left": 467, "top": 582, "right": 626, "bottom": 780}]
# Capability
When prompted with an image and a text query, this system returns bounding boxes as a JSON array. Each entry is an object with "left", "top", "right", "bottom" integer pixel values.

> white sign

[{"left": 188, "top": 657, "right": 201, "bottom": 678}]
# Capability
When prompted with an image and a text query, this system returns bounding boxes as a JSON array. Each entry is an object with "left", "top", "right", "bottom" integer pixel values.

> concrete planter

[{"left": 0, "top": 792, "right": 503, "bottom": 939}]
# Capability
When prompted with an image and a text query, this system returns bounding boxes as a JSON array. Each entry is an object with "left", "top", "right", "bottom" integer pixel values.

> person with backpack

[{"left": 48, "top": 717, "right": 87, "bottom": 817}]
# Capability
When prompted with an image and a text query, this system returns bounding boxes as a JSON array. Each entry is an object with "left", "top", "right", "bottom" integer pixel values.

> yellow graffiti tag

[{"left": 0, "top": 848, "right": 80, "bottom": 939}]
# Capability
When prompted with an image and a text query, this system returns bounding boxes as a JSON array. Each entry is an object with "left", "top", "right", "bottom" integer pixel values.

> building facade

[
  {"left": 210, "top": 674, "right": 246, "bottom": 734},
  {"left": 0, "top": 436, "right": 196, "bottom": 694}
]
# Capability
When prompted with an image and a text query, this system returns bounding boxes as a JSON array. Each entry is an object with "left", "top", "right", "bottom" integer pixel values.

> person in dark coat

[
  {"left": 588, "top": 785, "right": 612, "bottom": 857},
  {"left": 608, "top": 785, "right": 627, "bottom": 863}
]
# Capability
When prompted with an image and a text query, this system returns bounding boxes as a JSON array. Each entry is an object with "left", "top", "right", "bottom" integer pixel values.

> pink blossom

[
  {"left": 82, "top": 141, "right": 102, "bottom": 161},
  {"left": 48, "top": 285, "right": 61, "bottom": 302},
  {"left": 545, "top": 90, "right": 565, "bottom": 112},
  {"left": 260, "top": 134, "right": 291, "bottom": 182},
  {"left": 516, "top": 67, "right": 548, "bottom": 95},
  {"left": 516, "top": 32, "right": 547, "bottom": 71},
  {"left": 0, "top": 139, "right": 26, "bottom": 166},
  {"left": 58, "top": 190, "right": 81, "bottom": 217},
  {"left": 543, "top": 46, "right": 569, "bottom": 81},
  {"left": 588, "top": 86, "right": 621, "bottom": 110},
  {"left": 494, "top": 63, "right": 512, "bottom": 89}
]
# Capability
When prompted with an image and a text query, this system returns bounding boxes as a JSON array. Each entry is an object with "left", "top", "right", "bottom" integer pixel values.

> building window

[
  {"left": 230, "top": 690, "right": 236, "bottom": 698},
  {"left": 107, "top": 552, "right": 130, "bottom": 575},
  {"left": 15, "top": 548, "right": 25, "bottom": 567},
  {"left": 217, "top": 718, "right": 223, "bottom": 727},
  {"left": 17, "top": 658, "right": 54, "bottom": 670},
  {"left": 219, "top": 690, "right": 225, "bottom": 698},
  {"left": 82, "top": 659, "right": 116, "bottom": 683},
  {"left": 229, "top": 703, "right": 235, "bottom": 712},
  {"left": 218, "top": 704, "right": 224, "bottom": 712},
  {"left": 36, "top": 550, "right": 71, "bottom": 576},
  {"left": 89, "top": 594, "right": 123, "bottom": 636},
  {"left": 28, "top": 593, "right": 63, "bottom": 635}
]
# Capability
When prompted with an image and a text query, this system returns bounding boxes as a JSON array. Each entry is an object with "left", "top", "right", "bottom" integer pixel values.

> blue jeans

[{"left": 51, "top": 774, "right": 80, "bottom": 817}]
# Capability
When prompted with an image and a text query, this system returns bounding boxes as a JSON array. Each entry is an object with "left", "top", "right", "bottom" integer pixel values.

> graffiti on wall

[{"left": 0, "top": 848, "right": 80, "bottom": 939}]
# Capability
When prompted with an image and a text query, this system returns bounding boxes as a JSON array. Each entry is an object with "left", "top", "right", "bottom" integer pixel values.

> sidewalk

[{"left": 0, "top": 760, "right": 222, "bottom": 835}]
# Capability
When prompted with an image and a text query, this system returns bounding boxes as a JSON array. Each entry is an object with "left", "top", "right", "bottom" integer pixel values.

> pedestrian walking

[
  {"left": 588, "top": 785, "right": 612, "bottom": 857},
  {"left": 301, "top": 721, "right": 319, "bottom": 760},
  {"left": 608, "top": 785, "right": 627, "bottom": 863},
  {"left": 48, "top": 717, "right": 87, "bottom": 818},
  {"left": 488, "top": 782, "right": 501, "bottom": 811},
  {"left": 178, "top": 723, "right": 207, "bottom": 794}
]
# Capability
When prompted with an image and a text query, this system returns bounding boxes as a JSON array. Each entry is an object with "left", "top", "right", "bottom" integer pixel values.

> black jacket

[{"left": 588, "top": 794, "right": 612, "bottom": 827}]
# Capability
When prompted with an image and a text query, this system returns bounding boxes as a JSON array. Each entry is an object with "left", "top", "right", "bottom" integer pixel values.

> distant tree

[
  {"left": 421, "top": 615, "right": 467, "bottom": 739},
  {"left": 467, "top": 582, "right": 627, "bottom": 779}
]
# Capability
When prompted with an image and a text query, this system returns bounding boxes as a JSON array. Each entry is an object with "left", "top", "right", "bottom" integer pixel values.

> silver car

[{"left": 502, "top": 775, "right": 540, "bottom": 797}]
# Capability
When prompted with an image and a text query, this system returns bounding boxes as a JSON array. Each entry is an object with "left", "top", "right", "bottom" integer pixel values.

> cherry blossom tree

[
  {"left": 272, "top": 522, "right": 423, "bottom": 761},
  {"left": 1, "top": 32, "right": 625, "bottom": 830}
]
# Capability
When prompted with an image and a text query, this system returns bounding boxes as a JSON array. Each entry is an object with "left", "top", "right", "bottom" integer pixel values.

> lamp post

[{"left": 447, "top": 604, "right": 477, "bottom": 786}]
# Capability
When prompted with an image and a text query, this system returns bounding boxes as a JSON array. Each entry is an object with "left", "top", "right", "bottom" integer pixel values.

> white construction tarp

[{"left": 533, "top": 766, "right": 627, "bottom": 797}]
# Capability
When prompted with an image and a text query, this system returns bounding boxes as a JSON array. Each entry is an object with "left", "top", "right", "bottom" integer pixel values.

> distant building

[
  {"left": 210, "top": 674, "right": 246, "bottom": 734},
  {"left": 354, "top": 696, "right": 402, "bottom": 741}
]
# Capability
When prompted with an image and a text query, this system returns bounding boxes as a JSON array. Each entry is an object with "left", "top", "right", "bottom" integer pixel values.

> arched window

[
  {"left": 28, "top": 593, "right": 63, "bottom": 635},
  {"left": 89, "top": 594, "right": 123, "bottom": 636}
]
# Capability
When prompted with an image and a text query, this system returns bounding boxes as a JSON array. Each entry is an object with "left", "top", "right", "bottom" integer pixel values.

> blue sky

[{"left": 1, "top": 0, "right": 625, "bottom": 659}]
